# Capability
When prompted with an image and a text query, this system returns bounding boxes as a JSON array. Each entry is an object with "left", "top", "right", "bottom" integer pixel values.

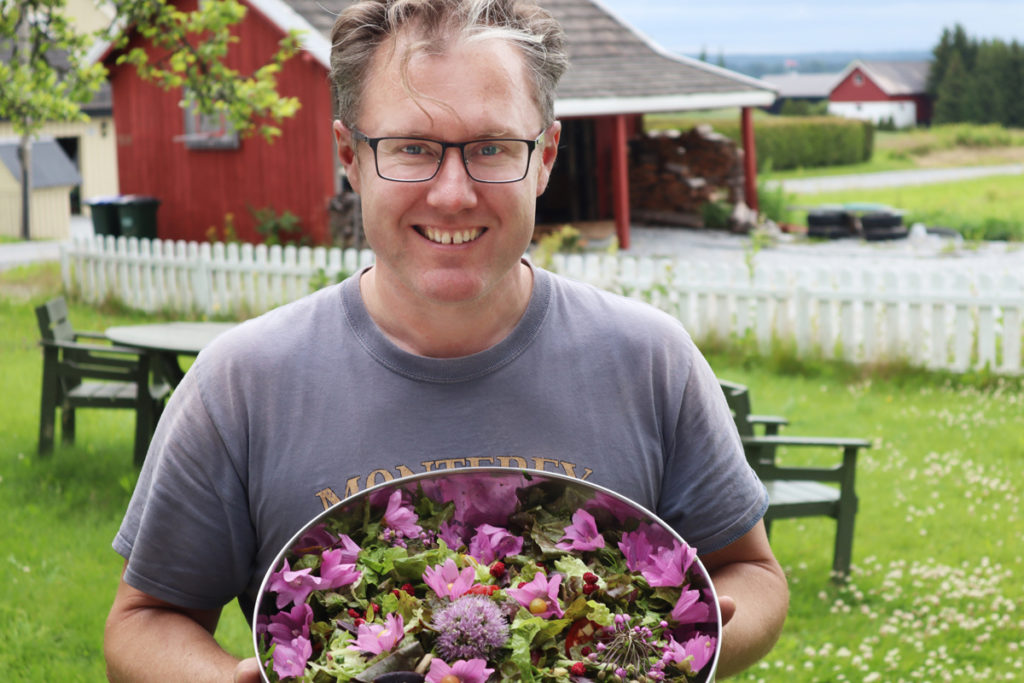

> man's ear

[
  {"left": 333, "top": 120, "right": 362, "bottom": 194},
  {"left": 535, "top": 120, "right": 561, "bottom": 196}
]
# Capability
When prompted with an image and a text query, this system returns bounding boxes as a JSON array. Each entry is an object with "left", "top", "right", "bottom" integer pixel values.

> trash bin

[
  {"left": 117, "top": 195, "right": 160, "bottom": 239},
  {"left": 85, "top": 197, "right": 123, "bottom": 236}
]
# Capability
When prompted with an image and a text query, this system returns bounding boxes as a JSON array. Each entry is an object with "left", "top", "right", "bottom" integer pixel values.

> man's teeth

[{"left": 423, "top": 227, "right": 482, "bottom": 245}]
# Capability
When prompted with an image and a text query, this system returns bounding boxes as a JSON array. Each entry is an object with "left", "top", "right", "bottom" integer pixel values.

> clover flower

[
  {"left": 348, "top": 613, "right": 405, "bottom": 655},
  {"left": 426, "top": 657, "right": 494, "bottom": 683},
  {"left": 432, "top": 595, "right": 510, "bottom": 660},
  {"left": 557, "top": 509, "right": 606, "bottom": 552},
  {"left": 507, "top": 572, "right": 564, "bottom": 619},
  {"left": 468, "top": 523, "right": 523, "bottom": 565},
  {"left": 423, "top": 558, "right": 477, "bottom": 600}
]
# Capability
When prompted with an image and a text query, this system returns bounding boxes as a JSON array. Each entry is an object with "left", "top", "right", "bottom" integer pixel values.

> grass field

[{"left": 1, "top": 264, "right": 1021, "bottom": 681}]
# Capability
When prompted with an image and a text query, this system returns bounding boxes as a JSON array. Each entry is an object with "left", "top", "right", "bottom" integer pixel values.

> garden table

[{"left": 105, "top": 321, "right": 237, "bottom": 386}]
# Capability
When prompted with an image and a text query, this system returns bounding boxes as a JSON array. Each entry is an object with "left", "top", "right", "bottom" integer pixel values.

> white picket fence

[{"left": 62, "top": 235, "right": 1024, "bottom": 375}]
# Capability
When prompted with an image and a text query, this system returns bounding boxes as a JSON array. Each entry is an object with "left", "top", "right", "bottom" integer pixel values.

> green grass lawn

[{"left": 1, "top": 264, "right": 1021, "bottom": 681}]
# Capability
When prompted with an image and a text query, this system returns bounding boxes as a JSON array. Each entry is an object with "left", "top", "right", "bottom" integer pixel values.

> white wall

[{"left": 828, "top": 100, "right": 917, "bottom": 128}]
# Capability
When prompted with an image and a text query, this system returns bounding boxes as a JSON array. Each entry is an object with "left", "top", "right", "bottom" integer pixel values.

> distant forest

[
  {"left": 927, "top": 24, "right": 1024, "bottom": 127},
  {"left": 696, "top": 51, "right": 931, "bottom": 79}
]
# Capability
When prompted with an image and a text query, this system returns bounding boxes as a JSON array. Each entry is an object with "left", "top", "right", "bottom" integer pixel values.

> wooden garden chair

[
  {"left": 35, "top": 297, "right": 171, "bottom": 466},
  {"left": 720, "top": 380, "right": 871, "bottom": 579}
]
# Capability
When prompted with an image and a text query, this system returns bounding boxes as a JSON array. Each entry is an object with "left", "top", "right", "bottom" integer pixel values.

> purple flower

[
  {"left": 333, "top": 533, "right": 362, "bottom": 564},
  {"left": 437, "top": 474, "right": 525, "bottom": 528},
  {"left": 272, "top": 634, "right": 312, "bottom": 679},
  {"left": 556, "top": 509, "right": 606, "bottom": 551},
  {"left": 383, "top": 490, "right": 422, "bottom": 538},
  {"left": 423, "top": 558, "right": 476, "bottom": 600},
  {"left": 426, "top": 657, "right": 494, "bottom": 683},
  {"left": 294, "top": 524, "right": 338, "bottom": 551},
  {"left": 347, "top": 613, "right": 405, "bottom": 655},
  {"left": 468, "top": 524, "right": 524, "bottom": 565},
  {"left": 640, "top": 540, "right": 696, "bottom": 587},
  {"left": 319, "top": 548, "right": 362, "bottom": 590},
  {"left": 438, "top": 519, "right": 467, "bottom": 551},
  {"left": 267, "top": 559, "right": 323, "bottom": 609},
  {"left": 507, "top": 572, "right": 564, "bottom": 619},
  {"left": 618, "top": 528, "right": 653, "bottom": 574},
  {"left": 432, "top": 595, "right": 510, "bottom": 660},
  {"left": 670, "top": 587, "right": 710, "bottom": 625},
  {"left": 662, "top": 634, "right": 717, "bottom": 674},
  {"left": 266, "top": 603, "right": 312, "bottom": 645}
]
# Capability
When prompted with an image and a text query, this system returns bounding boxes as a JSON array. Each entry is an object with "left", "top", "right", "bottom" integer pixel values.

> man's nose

[{"left": 427, "top": 148, "right": 478, "bottom": 210}]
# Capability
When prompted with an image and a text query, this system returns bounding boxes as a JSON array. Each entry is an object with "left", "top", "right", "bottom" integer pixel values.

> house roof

[
  {"left": 760, "top": 72, "right": 839, "bottom": 99},
  {"left": 256, "top": 0, "right": 777, "bottom": 114},
  {"left": 0, "top": 138, "right": 83, "bottom": 188},
  {"left": 833, "top": 60, "right": 931, "bottom": 96}
]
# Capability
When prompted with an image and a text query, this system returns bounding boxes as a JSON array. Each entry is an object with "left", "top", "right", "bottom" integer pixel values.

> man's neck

[{"left": 359, "top": 263, "right": 534, "bottom": 358}]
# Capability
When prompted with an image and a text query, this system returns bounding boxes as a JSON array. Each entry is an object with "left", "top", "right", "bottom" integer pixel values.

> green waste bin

[
  {"left": 117, "top": 195, "right": 160, "bottom": 239},
  {"left": 85, "top": 197, "right": 122, "bottom": 236}
]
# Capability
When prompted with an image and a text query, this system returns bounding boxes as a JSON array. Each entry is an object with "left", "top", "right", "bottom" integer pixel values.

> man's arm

[
  {"left": 700, "top": 519, "right": 789, "bottom": 679},
  {"left": 104, "top": 564, "right": 261, "bottom": 683}
]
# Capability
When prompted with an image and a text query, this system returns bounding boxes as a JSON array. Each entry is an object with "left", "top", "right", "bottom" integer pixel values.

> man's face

[{"left": 334, "top": 34, "right": 560, "bottom": 307}]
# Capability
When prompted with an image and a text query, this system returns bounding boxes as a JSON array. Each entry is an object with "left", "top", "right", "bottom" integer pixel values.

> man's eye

[{"left": 398, "top": 143, "right": 429, "bottom": 156}]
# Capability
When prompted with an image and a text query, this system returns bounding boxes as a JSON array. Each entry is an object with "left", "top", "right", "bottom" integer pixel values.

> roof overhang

[{"left": 555, "top": 90, "right": 777, "bottom": 118}]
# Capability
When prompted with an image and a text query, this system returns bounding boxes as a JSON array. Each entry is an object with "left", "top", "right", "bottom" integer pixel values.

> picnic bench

[{"left": 720, "top": 379, "right": 871, "bottom": 579}]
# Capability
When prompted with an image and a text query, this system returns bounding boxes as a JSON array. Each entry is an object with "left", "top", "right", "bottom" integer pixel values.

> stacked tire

[
  {"left": 806, "top": 210, "right": 853, "bottom": 239},
  {"left": 861, "top": 212, "right": 908, "bottom": 241}
]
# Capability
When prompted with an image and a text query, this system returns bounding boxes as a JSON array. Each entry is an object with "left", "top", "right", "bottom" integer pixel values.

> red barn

[
  {"left": 828, "top": 60, "right": 932, "bottom": 129},
  {"left": 97, "top": 0, "right": 776, "bottom": 247}
]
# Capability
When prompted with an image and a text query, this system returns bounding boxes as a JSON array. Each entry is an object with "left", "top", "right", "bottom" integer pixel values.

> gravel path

[{"left": 771, "top": 163, "right": 1024, "bottom": 194}]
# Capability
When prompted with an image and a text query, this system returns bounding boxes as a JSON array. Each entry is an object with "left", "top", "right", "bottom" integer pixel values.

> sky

[{"left": 596, "top": 1, "right": 1024, "bottom": 56}]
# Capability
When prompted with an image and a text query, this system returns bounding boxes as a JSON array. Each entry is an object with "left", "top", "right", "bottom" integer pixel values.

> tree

[
  {"left": 0, "top": 0, "right": 301, "bottom": 240},
  {"left": 933, "top": 50, "right": 971, "bottom": 124}
]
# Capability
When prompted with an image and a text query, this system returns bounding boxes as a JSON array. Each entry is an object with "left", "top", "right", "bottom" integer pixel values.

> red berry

[
  {"left": 391, "top": 589, "right": 401, "bottom": 598},
  {"left": 490, "top": 561, "right": 506, "bottom": 578},
  {"left": 371, "top": 602, "right": 381, "bottom": 612},
  {"left": 517, "top": 581, "right": 527, "bottom": 588},
  {"left": 353, "top": 617, "right": 365, "bottom": 626},
  {"left": 583, "top": 572, "right": 599, "bottom": 584},
  {"left": 347, "top": 608, "right": 360, "bottom": 618},
  {"left": 582, "top": 583, "right": 598, "bottom": 595},
  {"left": 570, "top": 662, "right": 586, "bottom": 676},
  {"left": 401, "top": 583, "right": 414, "bottom": 594}
]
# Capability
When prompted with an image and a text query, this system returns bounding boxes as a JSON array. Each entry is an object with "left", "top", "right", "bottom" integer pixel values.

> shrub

[{"left": 702, "top": 116, "right": 874, "bottom": 171}]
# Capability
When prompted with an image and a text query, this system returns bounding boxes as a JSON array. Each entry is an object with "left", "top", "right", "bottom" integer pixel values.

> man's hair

[{"left": 329, "top": 0, "right": 568, "bottom": 128}]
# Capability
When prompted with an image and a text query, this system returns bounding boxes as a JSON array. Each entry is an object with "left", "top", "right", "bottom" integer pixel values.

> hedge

[{"left": 704, "top": 116, "right": 874, "bottom": 171}]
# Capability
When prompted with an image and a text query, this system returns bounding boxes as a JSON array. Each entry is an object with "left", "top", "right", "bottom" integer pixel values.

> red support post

[
  {"left": 741, "top": 107, "right": 759, "bottom": 213},
  {"left": 611, "top": 114, "right": 631, "bottom": 250}
]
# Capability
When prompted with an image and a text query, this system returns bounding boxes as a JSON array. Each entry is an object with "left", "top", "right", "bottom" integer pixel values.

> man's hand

[{"left": 234, "top": 658, "right": 262, "bottom": 682}]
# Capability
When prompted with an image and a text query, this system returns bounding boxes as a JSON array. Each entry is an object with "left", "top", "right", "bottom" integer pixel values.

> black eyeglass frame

[{"left": 349, "top": 126, "right": 546, "bottom": 184}]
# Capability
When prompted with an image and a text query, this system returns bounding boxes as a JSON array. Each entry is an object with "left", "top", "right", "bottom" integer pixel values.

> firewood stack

[{"left": 628, "top": 124, "right": 745, "bottom": 228}]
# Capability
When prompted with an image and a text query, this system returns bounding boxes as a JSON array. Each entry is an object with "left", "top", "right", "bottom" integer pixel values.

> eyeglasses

[{"left": 350, "top": 127, "right": 545, "bottom": 183}]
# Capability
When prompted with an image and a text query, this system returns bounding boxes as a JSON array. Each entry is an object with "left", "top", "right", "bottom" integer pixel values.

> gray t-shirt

[{"left": 114, "top": 265, "right": 767, "bottom": 619}]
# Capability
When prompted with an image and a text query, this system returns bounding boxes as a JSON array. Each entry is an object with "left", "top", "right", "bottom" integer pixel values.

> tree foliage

[
  {"left": 929, "top": 23, "right": 1024, "bottom": 127},
  {"left": 0, "top": 0, "right": 302, "bottom": 140}
]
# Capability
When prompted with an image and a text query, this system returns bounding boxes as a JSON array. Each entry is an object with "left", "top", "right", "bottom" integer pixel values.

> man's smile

[{"left": 416, "top": 226, "right": 486, "bottom": 245}]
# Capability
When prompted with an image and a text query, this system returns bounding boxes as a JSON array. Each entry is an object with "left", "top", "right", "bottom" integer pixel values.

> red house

[
  {"left": 98, "top": 0, "right": 775, "bottom": 247},
  {"left": 828, "top": 60, "right": 932, "bottom": 129}
]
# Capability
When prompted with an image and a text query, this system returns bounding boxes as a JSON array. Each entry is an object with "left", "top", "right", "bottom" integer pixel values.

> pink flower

[
  {"left": 319, "top": 548, "right": 362, "bottom": 590},
  {"left": 423, "top": 558, "right": 477, "bottom": 600},
  {"left": 266, "top": 603, "right": 312, "bottom": 645},
  {"left": 438, "top": 519, "right": 467, "bottom": 550},
  {"left": 507, "top": 572, "right": 564, "bottom": 619},
  {"left": 426, "top": 657, "right": 494, "bottom": 683},
  {"left": 272, "top": 634, "right": 312, "bottom": 679},
  {"left": 662, "top": 634, "right": 716, "bottom": 674},
  {"left": 384, "top": 490, "right": 422, "bottom": 538},
  {"left": 617, "top": 528, "right": 653, "bottom": 573},
  {"left": 556, "top": 509, "right": 606, "bottom": 551},
  {"left": 640, "top": 540, "right": 696, "bottom": 587},
  {"left": 468, "top": 524, "right": 524, "bottom": 565},
  {"left": 347, "top": 613, "right": 405, "bottom": 655},
  {"left": 437, "top": 474, "right": 525, "bottom": 528},
  {"left": 333, "top": 533, "right": 362, "bottom": 564},
  {"left": 670, "top": 587, "right": 710, "bottom": 625},
  {"left": 267, "top": 559, "right": 323, "bottom": 609}
]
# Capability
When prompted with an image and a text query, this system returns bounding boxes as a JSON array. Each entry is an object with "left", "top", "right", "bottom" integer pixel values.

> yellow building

[{"left": 0, "top": 138, "right": 82, "bottom": 239}]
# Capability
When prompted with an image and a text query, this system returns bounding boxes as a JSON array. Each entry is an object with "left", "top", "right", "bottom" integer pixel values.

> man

[{"left": 104, "top": 1, "right": 788, "bottom": 680}]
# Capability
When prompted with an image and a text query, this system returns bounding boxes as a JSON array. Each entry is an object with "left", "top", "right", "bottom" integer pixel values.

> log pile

[{"left": 628, "top": 125, "right": 746, "bottom": 228}]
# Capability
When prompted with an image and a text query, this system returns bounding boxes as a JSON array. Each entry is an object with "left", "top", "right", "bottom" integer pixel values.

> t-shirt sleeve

[
  {"left": 112, "top": 358, "right": 256, "bottom": 610},
  {"left": 655, "top": 334, "right": 768, "bottom": 555}
]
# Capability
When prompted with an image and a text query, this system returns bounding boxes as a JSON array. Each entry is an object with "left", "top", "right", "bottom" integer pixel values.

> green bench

[{"left": 720, "top": 380, "right": 871, "bottom": 579}]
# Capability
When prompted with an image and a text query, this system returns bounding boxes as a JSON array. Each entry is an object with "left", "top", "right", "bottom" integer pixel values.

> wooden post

[
  {"left": 611, "top": 114, "right": 631, "bottom": 250},
  {"left": 741, "top": 107, "right": 759, "bottom": 213}
]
